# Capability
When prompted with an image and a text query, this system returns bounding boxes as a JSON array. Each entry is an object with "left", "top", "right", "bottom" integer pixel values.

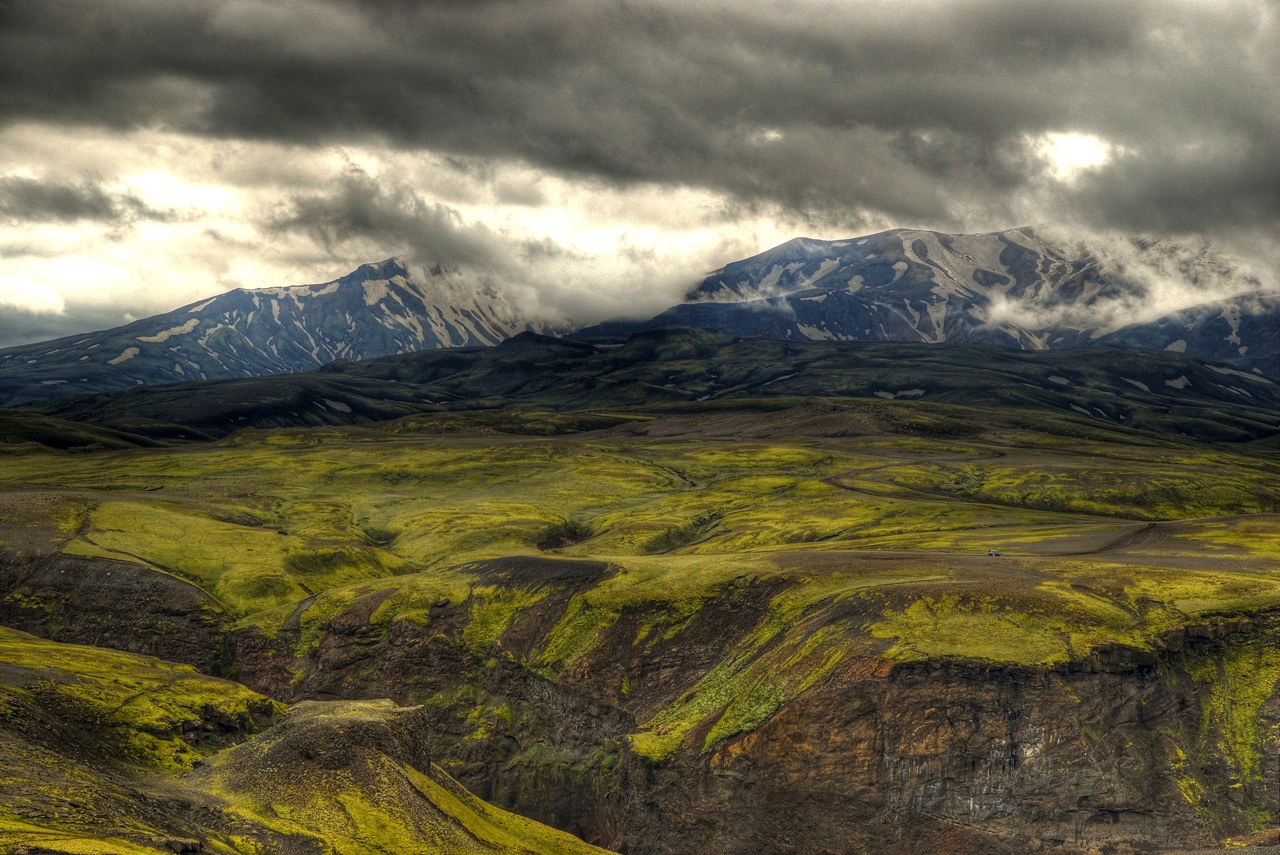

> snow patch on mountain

[{"left": 138, "top": 319, "right": 200, "bottom": 343}]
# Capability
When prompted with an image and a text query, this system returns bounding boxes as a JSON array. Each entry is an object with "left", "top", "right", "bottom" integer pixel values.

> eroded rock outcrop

[
  {"left": 220, "top": 572, "right": 1280, "bottom": 855},
  {"left": 0, "top": 552, "right": 229, "bottom": 671}
]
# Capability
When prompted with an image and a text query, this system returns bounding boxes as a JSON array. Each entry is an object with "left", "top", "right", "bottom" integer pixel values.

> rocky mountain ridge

[
  {"left": 582, "top": 227, "right": 1280, "bottom": 379},
  {"left": 1, "top": 228, "right": 1275, "bottom": 409},
  {"left": 0, "top": 258, "right": 551, "bottom": 407}
]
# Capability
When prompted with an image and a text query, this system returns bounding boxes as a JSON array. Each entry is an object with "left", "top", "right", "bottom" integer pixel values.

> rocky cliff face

[
  {"left": 0, "top": 552, "right": 230, "bottom": 671},
  {"left": 5, "top": 545, "right": 1279, "bottom": 854},
  {"left": 212, "top": 573, "right": 1280, "bottom": 855}
]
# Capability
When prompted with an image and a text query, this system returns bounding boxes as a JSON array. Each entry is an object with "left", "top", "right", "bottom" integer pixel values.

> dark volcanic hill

[
  {"left": 0, "top": 258, "right": 552, "bottom": 407},
  {"left": 578, "top": 228, "right": 1280, "bottom": 379},
  {"left": 22, "top": 329, "right": 1280, "bottom": 444}
]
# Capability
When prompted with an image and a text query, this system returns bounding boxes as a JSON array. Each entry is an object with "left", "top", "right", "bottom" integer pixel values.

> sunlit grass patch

[
  {"left": 869, "top": 589, "right": 1146, "bottom": 666},
  {"left": 0, "top": 819, "right": 174, "bottom": 855},
  {"left": 623, "top": 567, "right": 950, "bottom": 760},
  {"left": 64, "top": 500, "right": 393, "bottom": 616},
  {"left": 884, "top": 456, "right": 1280, "bottom": 520},
  {"left": 4, "top": 405, "right": 1280, "bottom": 677},
  {"left": 464, "top": 586, "right": 548, "bottom": 654},
  {"left": 1189, "top": 639, "right": 1280, "bottom": 789},
  {"left": 845, "top": 519, "right": 1131, "bottom": 553},
  {"left": 0, "top": 627, "right": 278, "bottom": 771},
  {"left": 627, "top": 582, "right": 860, "bottom": 759},
  {"left": 197, "top": 700, "right": 609, "bottom": 855},
  {"left": 1122, "top": 567, "right": 1280, "bottom": 617},
  {"left": 389, "top": 503, "right": 553, "bottom": 566},
  {"left": 1171, "top": 517, "right": 1280, "bottom": 560},
  {"left": 237, "top": 570, "right": 474, "bottom": 642}
]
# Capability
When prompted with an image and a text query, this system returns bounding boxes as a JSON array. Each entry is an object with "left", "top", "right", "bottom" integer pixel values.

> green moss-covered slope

[
  {"left": 191, "top": 700, "right": 612, "bottom": 855},
  {"left": 5, "top": 399, "right": 1280, "bottom": 852},
  {"left": 0, "top": 629, "right": 611, "bottom": 855}
]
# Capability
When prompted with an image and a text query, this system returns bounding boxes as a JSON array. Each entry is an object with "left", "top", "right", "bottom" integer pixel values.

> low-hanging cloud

[
  {"left": 984, "top": 228, "right": 1272, "bottom": 336},
  {"left": 261, "top": 164, "right": 711, "bottom": 326},
  {"left": 265, "top": 165, "right": 502, "bottom": 269}
]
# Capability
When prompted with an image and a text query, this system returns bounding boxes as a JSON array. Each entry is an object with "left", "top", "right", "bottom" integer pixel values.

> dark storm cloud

[
  {"left": 1, "top": 0, "right": 1275, "bottom": 237},
  {"left": 1073, "top": 139, "right": 1280, "bottom": 235},
  {"left": 265, "top": 165, "right": 501, "bottom": 269},
  {"left": 0, "top": 174, "right": 173, "bottom": 225}
]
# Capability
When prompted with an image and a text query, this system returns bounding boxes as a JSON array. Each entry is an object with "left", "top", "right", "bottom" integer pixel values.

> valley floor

[{"left": 3, "top": 400, "right": 1280, "bottom": 854}]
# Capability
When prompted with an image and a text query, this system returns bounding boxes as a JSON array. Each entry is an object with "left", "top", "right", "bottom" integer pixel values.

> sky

[{"left": 0, "top": 0, "right": 1277, "bottom": 348}]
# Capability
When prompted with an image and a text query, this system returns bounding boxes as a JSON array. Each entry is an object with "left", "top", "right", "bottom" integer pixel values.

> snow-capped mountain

[
  {"left": 0, "top": 259, "right": 554, "bottom": 406},
  {"left": 5, "top": 229, "right": 1274, "bottom": 410},
  {"left": 579, "top": 228, "right": 1279, "bottom": 379},
  {"left": 1075, "top": 292, "right": 1280, "bottom": 380}
]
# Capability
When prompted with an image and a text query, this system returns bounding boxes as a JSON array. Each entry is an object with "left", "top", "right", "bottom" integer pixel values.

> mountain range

[
  {"left": 1, "top": 227, "right": 1277, "bottom": 409},
  {"left": 0, "top": 258, "right": 549, "bottom": 406},
  {"left": 581, "top": 227, "right": 1280, "bottom": 379}
]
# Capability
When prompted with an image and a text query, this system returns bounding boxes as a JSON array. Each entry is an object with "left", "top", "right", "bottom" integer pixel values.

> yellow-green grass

[
  {"left": 237, "top": 570, "right": 477, "bottom": 649},
  {"left": 1165, "top": 637, "right": 1280, "bottom": 828},
  {"left": 835, "top": 519, "right": 1134, "bottom": 553},
  {"left": 1186, "top": 638, "right": 1280, "bottom": 788},
  {"left": 0, "top": 818, "right": 174, "bottom": 855},
  {"left": 7, "top": 407, "right": 1280, "bottom": 838},
  {"left": 63, "top": 499, "right": 399, "bottom": 616},
  {"left": 0, "top": 631, "right": 608, "bottom": 855},
  {"left": 195, "top": 700, "right": 611, "bottom": 855},
  {"left": 1118, "top": 565, "right": 1280, "bottom": 617},
  {"left": 866, "top": 555, "right": 1280, "bottom": 667},
  {"left": 879, "top": 454, "right": 1280, "bottom": 520},
  {"left": 519, "top": 555, "right": 947, "bottom": 759},
  {"left": 868, "top": 587, "right": 1146, "bottom": 666},
  {"left": 464, "top": 586, "right": 549, "bottom": 654},
  {"left": 3, "top": 412, "right": 1280, "bottom": 670},
  {"left": 1171, "top": 517, "right": 1280, "bottom": 560},
  {"left": 0, "top": 491, "right": 94, "bottom": 553},
  {"left": 0, "top": 736, "right": 178, "bottom": 854},
  {"left": 628, "top": 618, "right": 848, "bottom": 761},
  {"left": 0, "top": 627, "right": 279, "bottom": 771}
]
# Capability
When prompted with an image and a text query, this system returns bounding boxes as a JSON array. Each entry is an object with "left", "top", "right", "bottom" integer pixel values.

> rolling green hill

[
  {"left": 4, "top": 392, "right": 1280, "bottom": 852},
  {"left": 18, "top": 329, "right": 1280, "bottom": 444},
  {"left": 0, "top": 626, "right": 613, "bottom": 855},
  {"left": 5, "top": 331, "right": 1280, "bottom": 853}
]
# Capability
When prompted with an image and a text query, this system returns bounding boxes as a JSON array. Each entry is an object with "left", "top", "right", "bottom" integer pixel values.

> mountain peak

[
  {"left": 350, "top": 257, "right": 412, "bottom": 283},
  {"left": 592, "top": 227, "right": 1279, "bottom": 380},
  {"left": 0, "top": 258, "right": 557, "bottom": 406}
]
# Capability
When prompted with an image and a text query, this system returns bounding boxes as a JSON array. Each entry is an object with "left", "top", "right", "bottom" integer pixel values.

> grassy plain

[
  {"left": 4, "top": 401, "right": 1280, "bottom": 763},
  {"left": 3, "top": 398, "right": 1280, "bottom": 797}
]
